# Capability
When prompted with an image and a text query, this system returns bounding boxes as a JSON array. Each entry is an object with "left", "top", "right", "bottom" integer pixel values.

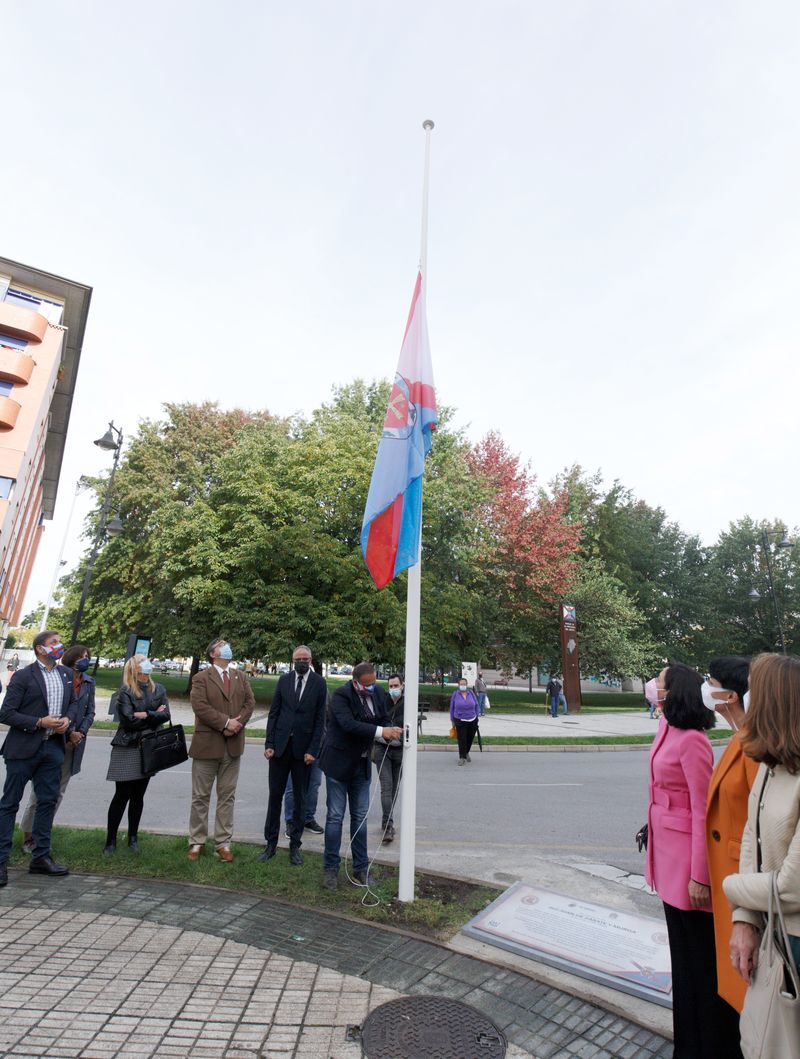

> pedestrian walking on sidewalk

[
  {"left": 475, "top": 671, "right": 488, "bottom": 716},
  {"left": 546, "top": 676, "right": 566, "bottom": 717},
  {"left": 20, "top": 643, "right": 96, "bottom": 854},
  {"left": 260, "top": 645, "right": 326, "bottom": 867},
  {"left": 372, "top": 674, "right": 404, "bottom": 842},
  {"left": 0, "top": 630, "right": 76, "bottom": 887},
  {"left": 104, "top": 655, "right": 169, "bottom": 855},
  {"left": 450, "top": 679, "right": 479, "bottom": 765},
  {"left": 187, "top": 638, "right": 255, "bottom": 863}
]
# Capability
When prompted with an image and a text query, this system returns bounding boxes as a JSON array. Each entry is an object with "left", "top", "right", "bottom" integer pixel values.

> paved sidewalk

[
  {"left": 90, "top": 695, "right": 732, "bottom": 742},
  {"left": 0, "top": 872, "right": 672, "bottom": 1059}
]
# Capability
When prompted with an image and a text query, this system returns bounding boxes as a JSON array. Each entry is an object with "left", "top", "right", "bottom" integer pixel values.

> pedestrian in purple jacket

[{"left": 450, "top": 680, "right": 479, "bottom": 766}]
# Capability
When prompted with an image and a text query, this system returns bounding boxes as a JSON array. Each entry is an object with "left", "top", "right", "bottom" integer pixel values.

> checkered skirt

[{"left": 106, "top": 745, "right": 146, "bottom": 782}]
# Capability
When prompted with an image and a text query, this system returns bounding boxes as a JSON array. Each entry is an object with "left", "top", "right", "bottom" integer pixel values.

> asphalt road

[{"left": 17, "top": 736, "right": 663, "bottom": 884}]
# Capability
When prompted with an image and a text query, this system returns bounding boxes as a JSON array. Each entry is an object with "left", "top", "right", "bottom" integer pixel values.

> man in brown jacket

[{"left": 188, "top": 638, "right": 255, "bottom": 862}]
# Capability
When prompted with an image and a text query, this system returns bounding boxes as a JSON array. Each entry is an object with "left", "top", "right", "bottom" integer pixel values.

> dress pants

[
  {"left": 21, "top": 743, "right": 75, "bottom": 832},
  {"left": 454, "top": 718, "right": 478, "bottom": 759},
  {"left": 662, "top": 901, "right": 743, "bottom": 1059},
  {"left": 371, "top": 743, "right": 402, "bottom": 827},
  {"left": 0, "top": 739, "right": 65, "bottom": 862},
  {"left": 265, "top": 742, "right": 308, "bottom": 849},
  {"left": 284, "top": 761, "right": 322, "bottom": 824},
  {"left": 189, "top": 747, "right": 241, "bottom": 849}
]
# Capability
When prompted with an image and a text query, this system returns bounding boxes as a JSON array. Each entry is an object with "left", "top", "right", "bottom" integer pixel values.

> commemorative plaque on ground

[{"left": 464, "top": 882, "right": 672, "bottom": 1007}]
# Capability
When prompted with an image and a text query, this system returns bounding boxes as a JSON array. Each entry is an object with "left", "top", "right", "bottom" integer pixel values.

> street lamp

[
  {"left": 70, "top": 422, "right": 124, "bottom": 645},
  {"left": 40, "top": 476, "right": 92, "bottom": 632},
  {"left": 750, "top": 528, "right": 794, "bottom": 654}
]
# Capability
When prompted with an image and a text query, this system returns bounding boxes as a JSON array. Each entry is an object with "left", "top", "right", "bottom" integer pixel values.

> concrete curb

[{"left": 83, "top": 728, "right": 731, "bottom": 753}]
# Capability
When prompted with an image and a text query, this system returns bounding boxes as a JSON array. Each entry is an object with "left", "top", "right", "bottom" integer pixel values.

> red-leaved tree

[{"left": 468, "top": 431, "right": 581, "bottom": 671}]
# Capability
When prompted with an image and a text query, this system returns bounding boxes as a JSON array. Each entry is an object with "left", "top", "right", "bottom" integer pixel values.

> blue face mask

[
  {"left": 140, "top": 661, "right": 153, "bottom": 675},
  {"left": 74, "top": 658, "right": 91, "bottom": 673},
  {"left": 218, "top": 644, "right": 233, "bottom": 661}
]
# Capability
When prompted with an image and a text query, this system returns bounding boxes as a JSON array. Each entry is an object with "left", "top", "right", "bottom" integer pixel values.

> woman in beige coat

[{"left": 723, "top": 652, "right": 800, "bottom": 988}]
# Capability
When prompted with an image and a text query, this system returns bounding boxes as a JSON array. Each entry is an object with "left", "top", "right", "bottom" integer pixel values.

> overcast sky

[{"left": 5, "top": 1, "right": 800, "bottom": 620}]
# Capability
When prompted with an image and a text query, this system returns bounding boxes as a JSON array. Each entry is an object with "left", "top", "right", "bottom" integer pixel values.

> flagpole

[{"left": 398, "top": 119, "right": 434, "bottom": 904}]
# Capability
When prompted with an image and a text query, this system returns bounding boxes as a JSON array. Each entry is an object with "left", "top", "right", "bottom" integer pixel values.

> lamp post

[
  {"left": 749, "top": 528, "right": 794, "bottom": 654},
  {"left": 70, "top": 422, "right": 124, "bottom": 645},
  {"left": 40, "top": 476, "right": 92, "bottom": 632}
]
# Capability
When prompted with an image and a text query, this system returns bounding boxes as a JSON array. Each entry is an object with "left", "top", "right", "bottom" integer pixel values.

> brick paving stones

[{"left": 0, "top": 872, "right": 672, "bottom": 1058}]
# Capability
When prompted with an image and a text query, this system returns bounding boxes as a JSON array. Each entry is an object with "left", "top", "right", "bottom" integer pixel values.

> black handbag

[{"left": 140, "top": 722, "right": 188, "bottom": 775}]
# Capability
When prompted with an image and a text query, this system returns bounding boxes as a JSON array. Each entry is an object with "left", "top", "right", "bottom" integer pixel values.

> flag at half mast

[{"left": 361, "top": 272, "right": 437, "bottom": 589}]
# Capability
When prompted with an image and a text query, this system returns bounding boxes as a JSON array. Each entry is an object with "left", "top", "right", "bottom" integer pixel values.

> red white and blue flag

[{"left": 361, "top": 272, "right": 437, "bottom": 589}]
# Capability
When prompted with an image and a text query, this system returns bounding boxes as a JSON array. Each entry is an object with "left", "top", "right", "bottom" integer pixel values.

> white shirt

[
  {"left": 213, "top": 664, "right": 230, "bottom": 681},
  {"left": 293, "top": 668, "right": 311, "bottom": 700}
]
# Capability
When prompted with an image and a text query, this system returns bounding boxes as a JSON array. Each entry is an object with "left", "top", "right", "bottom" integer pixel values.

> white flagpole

[{"left": 398, "top": 118, "right": 434, "bottom": 904}]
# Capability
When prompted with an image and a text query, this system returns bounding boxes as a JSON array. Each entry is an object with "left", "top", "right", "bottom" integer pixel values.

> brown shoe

[
  {"left": 215, "top": 847, "right": 234, "bottom": 863},
  {"left": 187, "top": 845, "right": 203, "bottom": 861}
]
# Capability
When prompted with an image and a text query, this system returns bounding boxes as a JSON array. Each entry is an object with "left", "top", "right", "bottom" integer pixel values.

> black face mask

[{"left": 294, "top": 661, "right": 310, "bottom": 675}]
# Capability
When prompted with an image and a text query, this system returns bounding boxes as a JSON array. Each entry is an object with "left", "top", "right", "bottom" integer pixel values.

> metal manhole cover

[{"left": 361, "top": 996, "right": 507, "bottom": 1059}]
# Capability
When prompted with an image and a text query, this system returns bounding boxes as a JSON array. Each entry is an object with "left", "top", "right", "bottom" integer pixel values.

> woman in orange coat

[{"left": 704, "top": 656, "right": 759, "bottom": 1055}]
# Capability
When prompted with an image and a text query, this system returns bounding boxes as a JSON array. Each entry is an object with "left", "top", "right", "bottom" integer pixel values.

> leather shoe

[
  {"left": 382, "top": 824, "right": 395, "bottom": 844},
  {"left": 0, "top": 863, "right": 7, "bottom": 888},
  {"left": 29, "top": 855, "right": 68, "bottom": 877},
  {"left": 187, "top": 844, "right": 203, "bottom": 861},
  {"left": 289, "top": 847, "right": 303, "bottom": 867},
  {"left": 128, "top": 837, "right": 139, "bottom": 851},
  {"left": 258, "top": 844, "right": 277, "bottom": 862},
  {"left": 304, "top": 819, "right": 324, "bottom": 834},
  {"left": 352, "top": 870, "right": 375, "bottom": 888},
  {"left": 103, "top": 843, "right": 116, "bottom": 857},
  {"left": 322, "top": 869, "right": 339, "bottom": 890},
  {"left": 215, "top": 847, "right": 234, "bottom": 863}
]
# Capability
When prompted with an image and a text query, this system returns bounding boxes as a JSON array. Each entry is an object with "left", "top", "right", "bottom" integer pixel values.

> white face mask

[
  {"left": 701, "top": 680, "right": 731, "bottom": 713},
  {"left": 743, "top": 691, "right": 750, "bottom": 712}
]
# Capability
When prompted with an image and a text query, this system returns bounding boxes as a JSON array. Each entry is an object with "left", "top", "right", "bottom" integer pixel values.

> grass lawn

[
  {"left": 6, "top": 827, "right": 498, "bottom": 940},
  {"left": 420, "top": 729, "right": 732, "bottom": 746},
  {"left": 90, "top": 668, "right": 646, "bottom": 712}
]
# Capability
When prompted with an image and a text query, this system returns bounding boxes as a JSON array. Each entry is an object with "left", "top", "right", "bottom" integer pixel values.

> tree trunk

[{"left": 184, "top": 655, "right": 200, "bottom": 696}]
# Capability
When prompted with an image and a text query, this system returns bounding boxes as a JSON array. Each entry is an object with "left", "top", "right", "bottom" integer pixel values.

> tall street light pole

[
  {"left": 40, "top": 476, "right": 91, "bottom": 632},
  {"left": 749, "top": 528, "right": 794, "bottom": 654},
  {"left": 70, "top": 422, "right": 124, "bottom": 645}
]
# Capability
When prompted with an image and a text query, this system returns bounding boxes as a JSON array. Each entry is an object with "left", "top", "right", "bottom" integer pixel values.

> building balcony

[
  {"left": 0, "top": 346, "right": 34, "bottom": 385},
  {"left": 0, "top": 396, "right": 22, "bottom": 431},
  {"left": 0, "top": 301, "right": 48, "bottom": 344}
]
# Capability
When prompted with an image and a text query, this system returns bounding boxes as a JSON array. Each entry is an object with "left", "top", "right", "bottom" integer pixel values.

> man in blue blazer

[
  {"left": 260, "top": 645, "right": 327, "bottom": 866},
  {"left": 317, "top": 662, "right": 402, "bottom": 890},
  {"left": 0, "top": 629, "right": 78, "bottom": 886}
]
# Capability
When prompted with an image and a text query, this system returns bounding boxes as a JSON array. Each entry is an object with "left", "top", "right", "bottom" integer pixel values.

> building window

[
  {"left": 0, "top": 477, "right": 14, "bottom": 500},
  {"left": 4, "top": 287, "right": 63, "bottom": 325},
  {"left": 0, "top": 333, "right": 27, "bottom": 351},
  {"left": 0, "top": 382, "right": 12, "bottom": 398}
]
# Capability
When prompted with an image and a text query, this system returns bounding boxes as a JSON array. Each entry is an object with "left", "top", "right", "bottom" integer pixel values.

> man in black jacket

[
  {"left": 260, "top": 645, "right": 327, "bottom": 866},
  {"left": 0, "top": 630, "right": 77, "bottom": 886},
  {"left": 317, "top": 662, "right": 402, "bottom": 889}
]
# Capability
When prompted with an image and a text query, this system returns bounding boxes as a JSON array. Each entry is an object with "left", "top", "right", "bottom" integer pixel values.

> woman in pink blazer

[{"left": 646, "top": 662, "right": 734, "bottom": 1057}]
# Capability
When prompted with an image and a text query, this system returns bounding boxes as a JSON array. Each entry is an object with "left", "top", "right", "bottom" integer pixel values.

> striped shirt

[{"left": 37, "top": 661, "right": 64, "bottom": 718}]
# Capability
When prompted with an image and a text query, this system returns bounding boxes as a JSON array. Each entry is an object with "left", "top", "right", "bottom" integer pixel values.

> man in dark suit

[
  {"left": 317, "top": 661, "right": 402, "bottom": 890},
  {"left": 260, "top": 645, "right": 327, "bottom": 866},
  {"left": 0, "top": 630, "right": 78, "bottom": 887}
]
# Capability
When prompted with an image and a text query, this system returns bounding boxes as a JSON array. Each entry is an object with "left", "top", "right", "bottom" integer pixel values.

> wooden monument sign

[{"left": 559, "top": 604, "right": 582, "bottom": 712}]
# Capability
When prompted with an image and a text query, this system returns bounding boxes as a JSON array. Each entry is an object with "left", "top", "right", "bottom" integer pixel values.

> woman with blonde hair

[
  {"left": 104, "top": 655, "right": 170, "bottom": 854},
  {"left": 724, "top": 653, "right": 800, "bottom": 1045}
]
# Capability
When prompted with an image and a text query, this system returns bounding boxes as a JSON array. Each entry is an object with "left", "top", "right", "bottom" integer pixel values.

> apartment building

[{"left": 0, "top": 257, "right": 91, "bottom": 635}]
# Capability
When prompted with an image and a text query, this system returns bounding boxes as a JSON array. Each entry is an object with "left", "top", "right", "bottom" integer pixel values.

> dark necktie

[
  {"left": 296, "top": 675, "right": 303, "bottom": 698},
  {"left": 222, "top": 671, "right": 230, "bottom": 694},
  {"left": 361, "top": 693, "right": 373, "bottom": 717}
]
